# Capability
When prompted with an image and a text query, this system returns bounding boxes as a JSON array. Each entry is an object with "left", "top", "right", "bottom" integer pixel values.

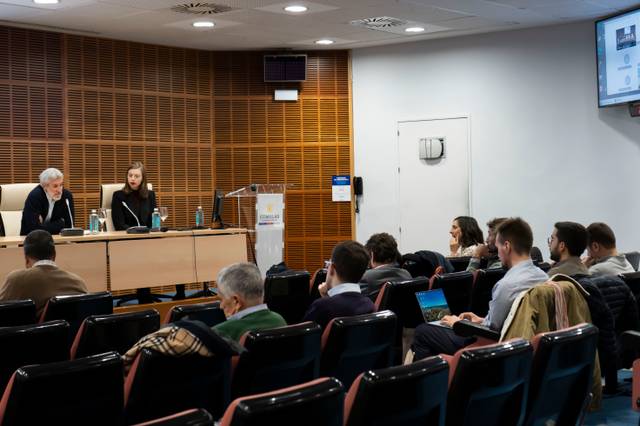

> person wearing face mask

[
  {"left": 21, "top": 168, "right": 75, "bottom": 235},
  {"left": 111, "top": 162, "right": 157, "bottom": 230},
  {"left": 213, "top": 262, "right": 286, "bottom": 342}
]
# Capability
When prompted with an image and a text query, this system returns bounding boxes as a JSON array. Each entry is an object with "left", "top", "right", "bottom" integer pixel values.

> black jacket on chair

[
  {"left": 20, "top": 185, "right": 75, "bottom": 235},
  {"left": 111, "top": 190, "right": 156, "bottom": 230}
]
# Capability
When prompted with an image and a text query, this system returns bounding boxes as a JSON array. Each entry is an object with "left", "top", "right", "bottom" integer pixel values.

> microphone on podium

[
  {"left": 60, "top": 198, "right": 84, "bottom": 236},
  {"left": 122, "top": 201, "right": 150, "bottom": 234}
]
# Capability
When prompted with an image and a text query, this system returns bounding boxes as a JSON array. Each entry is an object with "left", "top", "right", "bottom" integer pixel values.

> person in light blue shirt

[{"left": 412, "top": 217, "right": 547, "bottom": 360}]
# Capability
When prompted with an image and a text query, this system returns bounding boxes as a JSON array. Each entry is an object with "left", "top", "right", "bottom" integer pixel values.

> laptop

[{"left": 415, "top": 289, "right": 451, "bottom": 327}]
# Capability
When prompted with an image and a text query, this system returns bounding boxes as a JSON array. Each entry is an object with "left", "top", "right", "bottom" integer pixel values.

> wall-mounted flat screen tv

[{"left": 596, "top": 7, "right": 640, "bottom": 107}]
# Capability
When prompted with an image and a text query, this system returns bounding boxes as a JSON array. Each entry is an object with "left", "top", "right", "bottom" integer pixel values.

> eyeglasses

[{"left": 547, "top": 236, "right": 557, "bottom": 245}]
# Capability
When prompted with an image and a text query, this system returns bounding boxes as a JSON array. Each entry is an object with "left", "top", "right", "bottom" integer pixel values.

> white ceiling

[{"left": 0, "top": 0, "right": 638, "bottom": 50}]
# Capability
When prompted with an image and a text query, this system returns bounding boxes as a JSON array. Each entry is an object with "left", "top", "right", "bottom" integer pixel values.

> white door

[{"left": 397, "top": 117, "right": 470, "bottom": 255}]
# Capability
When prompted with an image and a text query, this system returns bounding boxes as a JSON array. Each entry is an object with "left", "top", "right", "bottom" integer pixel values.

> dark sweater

[
  {"left": 20, "top": 185, "right": 75, "bottom": 235},
  {"left": 303, "top": 290, "right": 375, "bottom": 329},
  {"left": 111, "top": 189, "right": 157, "bottom": 230}
]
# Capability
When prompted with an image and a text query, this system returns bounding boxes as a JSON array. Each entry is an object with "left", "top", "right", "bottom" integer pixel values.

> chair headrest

[{"left": 0, "top": 183, "right": 38, "bottom": 210}]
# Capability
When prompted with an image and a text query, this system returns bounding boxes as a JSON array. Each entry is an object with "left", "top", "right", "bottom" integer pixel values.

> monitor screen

[
  {"left": 212, "top": 190, "right": 224, "bottom": 225},
  {"left": 596, "top": 8, "right": 640, "bottom": 107}
]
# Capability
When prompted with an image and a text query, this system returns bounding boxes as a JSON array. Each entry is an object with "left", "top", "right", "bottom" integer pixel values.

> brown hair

[
  {"left": 586, "top": 222, "right": 616, "bottom": 249},
  {"left": 487, "top": 217, "right": 508, "bottom": 230},
  {"left": 454, "top": 216, "right": 484, "bottom": 249},
  {"left": 122, "top": 161, "right": 149, "bottom": 198},
  {"left": 331, "top": 240, "right": 370, "bottom": 283},
  {"left": 496, "top": 217, "right": 533, "bottom": 256},
  {"left": 365, "top": 232, "right": 402, "bottom": 265}
]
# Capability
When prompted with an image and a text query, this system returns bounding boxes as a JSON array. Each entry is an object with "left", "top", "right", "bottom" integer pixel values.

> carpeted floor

[{"left": 584, "top": 370, "right": 638, "bottom": 426}]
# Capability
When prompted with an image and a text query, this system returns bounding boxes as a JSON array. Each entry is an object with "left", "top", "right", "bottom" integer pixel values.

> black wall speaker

[{"left": 264, "top": 54, "right": 307, "bottom": 82}]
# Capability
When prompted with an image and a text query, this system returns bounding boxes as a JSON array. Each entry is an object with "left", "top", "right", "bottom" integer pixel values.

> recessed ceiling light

[
  {"left": 33, "top": 0, "right": 59, "bottom": 4},
  {"left": 284, "top": 5, "right": 308, "bottom": 13},
  {"left": 192, "top": 21, "right": 215, "bottom": 28},
  {"left": 315, "top": 39, "right": 334, "bottom": 45},
  {"left": 405, "top": 26, "right": 425, "bottom": 33}
]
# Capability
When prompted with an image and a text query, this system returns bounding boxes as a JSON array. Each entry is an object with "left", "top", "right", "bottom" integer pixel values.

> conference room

[{"left": 0, "top": 0, "right": 639, "bottom": 424}]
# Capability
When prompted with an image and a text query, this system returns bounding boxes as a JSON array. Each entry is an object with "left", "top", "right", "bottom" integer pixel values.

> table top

[{"left": 0, "top": 227, "right": 247, "bottom": 246}]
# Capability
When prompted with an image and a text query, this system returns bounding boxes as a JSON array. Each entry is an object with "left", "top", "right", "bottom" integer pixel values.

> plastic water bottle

[
  {"left": 195, "top": 206, "right": 204, "bottom": 228},
  {"left": 151, "top": 208, "right": 161, "bottom": 231},
  {"left": 89, "top": 209, "right": 99, "bottom": 234}
]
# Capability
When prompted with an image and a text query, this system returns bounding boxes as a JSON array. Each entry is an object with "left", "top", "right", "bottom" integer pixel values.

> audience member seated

[
  {"left": 466, "top": 217, "right": 507, "bottom": 272},
  {"left": 411, "top": 217, "right": 547, "bottom": 360},
  {"left": 111, "top": 161, "right": 157, "bottom": 230},
  {"left": 359, "top": 233, "right": 411, "bottom": 301},
  {"left": 547, "top": 221, "right": 590, "bottom": 277},
  {"left": 213, "top": 262, "right": 286, "bottom": 341},
  {"left": 584, "top": 222, "right": 634, "bottom": 276},
  {"left": 303, "top": 241, "right": 375, "bottom": 329},
  {"left": 0, "top": 230, "right": 87, "bottom": 316},
  {"left": 449, "top": 216, "right": 484, "bottom": 257},
  {"left": 20, "top": 168, "right": 75, "bottom": 235}
]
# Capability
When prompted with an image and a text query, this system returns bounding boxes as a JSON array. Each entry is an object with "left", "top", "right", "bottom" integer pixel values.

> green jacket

[{"left": 214, "top": 309, "right": 286, "bottom": 342}]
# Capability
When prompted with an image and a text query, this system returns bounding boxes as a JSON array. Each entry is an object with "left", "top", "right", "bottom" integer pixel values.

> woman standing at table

[{"left": 111, "top": 161, "right": 157, "bottom": 230}]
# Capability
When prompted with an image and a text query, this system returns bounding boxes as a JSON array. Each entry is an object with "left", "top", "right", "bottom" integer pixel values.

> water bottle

[
  {"left": 152, "top": 208, "right": 161, "bottom": 231},
  {"left": 89, "top": 209, "right": 99, "bottom": 234},
  {"left": 195, "top": 206, "right": 204, "bottom": 228}
]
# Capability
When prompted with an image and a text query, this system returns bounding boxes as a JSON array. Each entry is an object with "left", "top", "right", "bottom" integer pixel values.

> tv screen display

[{"left": 596, "top": 8, "right": 640, "bottom": 107}]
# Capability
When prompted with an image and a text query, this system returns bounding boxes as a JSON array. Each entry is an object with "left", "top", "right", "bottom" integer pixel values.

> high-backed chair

[
  {"left": 131, "top": 409, "right": 214, "bottom": 426},
  {"left": 320, "top": 310, "right": 396, "bottom": 387},
  {"left": 264, "top": 270, "right": 312, "bottom": 324},
  {"left": 309, "top": 267, "right": 327, "bottom": 301},
  {"left": 524, "top": 323, "right": 598, "bottom": 426},
  {"left": 444, "top": 339, "right": 533, "bottom": 426},
  {"left": 0, "top": 351, "right": 124, "bottom": 426},
  {"left": 0, "top": 183, "right": 37, "bottom": 236},
  {"left": 232, "top": 322, "right": 322, "bottom": 398},
  {"left": 0, "top": 299, "right": 36, "bottom": 327},
  {"left": 124, "top": 348, "right": 231, "bottom": 424},
  {"left": 621, "top": 271, "right": 640, "bottom": 307},
  {"left": 470, "top": 269, "right": 506, "bottom": 317},
  {"left": 624, "top": 251, "right": 640, "bottom": 272},
  {"left": 374, "top": 277, "right": 430, "bottom": 362},
  {"left": 70, "top": 309, "right": 160, "bottom": 359},
  {"left": 430, "top": 271, "right": 474, "bottom": 315},
  {"left": 39, "top": 292, "right": 113, "bottom": 340},
  {"left": 0, "top": 320, "right": 70, "bottom": 393},
  {"left": 163, "top": 302, "right": 226, "bottom": 327},
  {"left": 344, "top": 356, "right": 449, "bottom": 426},
  {"left": 447, "top": 256, "right": 471, "bottom": 272},
  {"left": 100, "top": 182, "right": 153, "bottom": 232},
  {"left": 220, "top": 377, "right": 344, "bottom": 426}
]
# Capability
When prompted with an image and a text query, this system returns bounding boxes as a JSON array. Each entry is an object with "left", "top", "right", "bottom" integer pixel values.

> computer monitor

[{"left": 211, "top": 189, "right": 225, "bottom": 229}]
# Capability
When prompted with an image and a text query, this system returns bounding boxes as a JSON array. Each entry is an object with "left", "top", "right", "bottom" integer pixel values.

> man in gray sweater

[{"left": 584, "top": 222, "right": 635, "bottom": 276}]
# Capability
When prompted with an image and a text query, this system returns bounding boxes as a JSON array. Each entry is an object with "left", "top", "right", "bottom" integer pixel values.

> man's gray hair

[
  {"left": 216, "top": 262, "right": 264, "bottom": 302},
  {"left": 39, "top": 168, "right": 63, "bottom": 186}
]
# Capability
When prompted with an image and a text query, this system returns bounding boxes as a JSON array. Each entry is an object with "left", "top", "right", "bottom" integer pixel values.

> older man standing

[
  {"left": 21, "top": 168, "right": 75, "bottom": 235},
  {"left": 213, "top": 262, "right": 286, "bottom": 341}
]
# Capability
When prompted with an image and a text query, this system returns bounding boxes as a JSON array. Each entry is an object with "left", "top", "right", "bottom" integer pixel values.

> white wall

[{"left": 352, "top": 21, "right": 640, "bottom": 257}]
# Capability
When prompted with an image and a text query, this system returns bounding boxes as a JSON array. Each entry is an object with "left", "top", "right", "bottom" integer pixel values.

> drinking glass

[
  {"left": 97, "top": 208, "right": 108, "bottom": 232},
  {"left": 158, "top": 206, "right": 169, "bottom": 223}
]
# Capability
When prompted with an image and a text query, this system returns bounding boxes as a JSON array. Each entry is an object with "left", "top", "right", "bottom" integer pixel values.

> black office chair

[
  {"left": 430, "top": 271, "right": 474, "bottom": 315},
  {"left": 0, "top": 351, "right": 124, "bottom": 426},
  {"left": 344, "top": 356, "right": 449, "bottom": 426},
  {"left": 264, "top": 270, "right": 312, "bottom": 324},
  {"left": 70, "top": 309, "right": 161, "bottom": 359},
  {"left": 470, "top": 269, "right": 506, "bottom": 317},
  {"left": 0, "top": 299, "right": 36, "bottom": 327},
  {"left": 524, "top": 323, "right": 598, "bottom": 426},
  {"left": 624, "top": 251, "right": 640, "bottom": 272},
  {"left": 131, "top": 409, "right": 214, "bottom": 426},
  {"left": 232, "top": 322, "right": 322, "bottom": 398},
  {"left": 0, "top": 320, "right": 70, "bottom": 393},
  {"left": 320, "top": 310, "right": 396, "bottom": 387},
  {"left": 309, "top": 268, "right": 327, "bottom": 301},
  {"left": 39, "top": 291, "right": 113, "bottom": 340},
  {"left": 220, "top": 377, "right": 344, "bottom": 426},
  {"left": 164, "top": 302, "right": 226, "bottom": 327},
  {"left": 445, "top": 339, "right": 533, "bottom": 426},
  {"left": 125, "top": 348, "right": 232, "bottom": 424},
  {"left": 447, "top": 256, "right": 472, "bottom": 272}
]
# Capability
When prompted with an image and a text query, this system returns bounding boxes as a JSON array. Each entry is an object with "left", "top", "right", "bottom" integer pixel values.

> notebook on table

[{"left": 415, "top": 289, "right": 451, "bottom": 327}]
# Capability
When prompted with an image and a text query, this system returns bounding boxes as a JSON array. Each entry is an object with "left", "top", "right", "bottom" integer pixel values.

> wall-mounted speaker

[{"left": 264, "top": 54, "right": 307, "bottom": 82}]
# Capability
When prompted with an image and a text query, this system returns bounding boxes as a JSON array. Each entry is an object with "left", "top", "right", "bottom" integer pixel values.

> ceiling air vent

[
  {"left": 350, "top": 16, "right": 408, "bottom": 30},
  {"left": 171, "top": 2, "right": 236, "bottom": 15}
]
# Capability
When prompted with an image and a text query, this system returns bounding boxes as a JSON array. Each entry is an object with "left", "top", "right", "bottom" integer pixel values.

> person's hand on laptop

[
  {"left": 440, "top": 315, "right": 461, "bottom": 327},
  {"left": 459, "top": 312, "right": 484, "bottom": 324}
]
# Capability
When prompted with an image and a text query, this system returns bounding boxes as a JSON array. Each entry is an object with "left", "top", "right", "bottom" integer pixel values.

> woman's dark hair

[
  {"left": 454, "top": 216, "right": 484, "bottom": 249},
  {"left": 122, "top": 161, "right": 149, "bottom": 198},
  {"left": 365, "top": 233, "right": 402, "bottom": 265}
]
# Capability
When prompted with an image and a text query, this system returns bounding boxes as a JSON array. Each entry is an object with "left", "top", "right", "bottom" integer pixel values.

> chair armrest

[{"left": 452, "top": 319, "right": 500, "bottom": 341}]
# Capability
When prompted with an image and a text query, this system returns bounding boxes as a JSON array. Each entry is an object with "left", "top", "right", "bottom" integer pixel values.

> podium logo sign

[
  {"left": 256, "top": 194, "right": 284, "bottom": 227},
  {"left": 332, "top": 175, "right": 351, "bottom": 202}
]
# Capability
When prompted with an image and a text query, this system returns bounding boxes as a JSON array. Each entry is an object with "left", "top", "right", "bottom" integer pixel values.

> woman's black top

[{"left": 111, "top": 189, "right": 157, "bottom": 230}]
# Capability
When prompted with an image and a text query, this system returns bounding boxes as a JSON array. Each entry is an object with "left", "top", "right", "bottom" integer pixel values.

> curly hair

[
  {"left": 454, "top": 216, "right": 484, "bottom": 249},
  {"left": 365, "top": 233, "right": 402, "bottom": 264}
]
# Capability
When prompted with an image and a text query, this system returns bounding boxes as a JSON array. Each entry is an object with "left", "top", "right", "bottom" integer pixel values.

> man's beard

[
  {"left": 550, "top": 250, "right": 560, "bottom": 262},
  {"left": 51, "top": 194, "right": 62, "bottom": 202}
]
